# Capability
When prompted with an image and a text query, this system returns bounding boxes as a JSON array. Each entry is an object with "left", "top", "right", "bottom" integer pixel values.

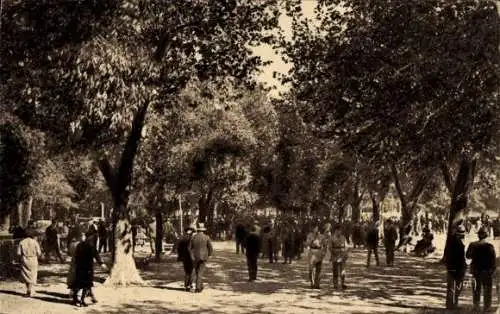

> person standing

[
  {"left": 177, "top": 224, "right": 196, "bottom": 291},
  {"left": 45, "top": 220, "right": 64, "bottom": 263},
  {"left": 235, "top": 223, "right": 247, "bottom": 255},
  {"left": 245, "top": 225, "right": 261, "bottom": 282},
  {"left": 17, "top": 229, "right": 42, "bottom": 297},
  {"left": 306, "top": 226, "right": 325, "bottom": 289},
  {"left": 331, "top": 223, "right": 348, "bottom": 290},
  {"left": 366, "top": 221, "right": 380, "bottom": 267},
  {"left": 148, "top": 219, "right": 157, "bottom": 255},
  {"left": 383, "top": 219, "right": 398, "bottom": 266},
  {"left": 71, "top": 232, "right": 107, "bottom": 307},
  {"left": 98, "top": 220, "right": 108, "bottom": 253},
  {"left": 466, "top": 227, "right": 496, "bottom": 312},
  {"left": 189, "top": 223, "right": 213, "bottom": 293},
  {"left": 131, "top": 223, "right": 138, "bottom": 252},
  {"left": 88, "top": 220, "right": 99, "bottom": 249},
  {"left": 445, "top": 225, "right": 467, "bottom": 310}
]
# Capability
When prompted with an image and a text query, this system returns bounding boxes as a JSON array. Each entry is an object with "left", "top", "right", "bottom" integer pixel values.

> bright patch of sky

[{"left": 253, "top": 1, "right": 318, "bottom": 98}]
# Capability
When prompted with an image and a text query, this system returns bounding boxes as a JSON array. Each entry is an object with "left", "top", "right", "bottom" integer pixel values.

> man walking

[
  {"left": 383, "top": 219, "right": 398, "bottom": 266},
  {"left": 445, "top": 225, "right": 466, "bottom": 309},
  {"left": 466, "top": 227, "right": 496, "bottom": 312},
  {"left": 366, "top": 221, "right": 380, "bottom": 268},
  {"left": 331, "top": 223, "right": 348, "bottom": 290},
  {"left": 245, "top": 225, "right": 261, "bottom": 282},
  {"left": 189, "top": 223, "right": 213, "bottom": 293},
  {"left": 306, "top": 225, "right": 324, "bottom": 289},
  {"left": 98, "top": 220, "right": 108, "bottom": 253},
  {"left": 177, "top": 224, "right": 196, "bottom": 291},
  {"left": 45, "top": 220, "right": 64, "bottom": 263}
]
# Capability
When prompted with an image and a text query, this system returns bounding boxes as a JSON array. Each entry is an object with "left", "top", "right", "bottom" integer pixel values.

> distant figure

[
  {"left": 177, "top": 224, "right": 196, "bottom": 291},
  {"left": 331, "top": 224, "right": 348, "bottom": 290},
  {"left": 366, "top": 221, "right": 380, "bottom": 267},
  {"left": 87, "top": 220, "right": 99, "bottom": 248},
  {"left": 445, "top": 225, "right": 466, "bottom": 310},
  {"left": 98, "top": 220, "right": 108, "bottom": 253},
  {"left": 306, "top": 226, "right": 325, "bottom": 289},
  {"left": 10, "top": 224, "right": 26, "bottom": 240},
  {"left": 70, "top": 232, "right": 107, "bottom": 307},
  {"left": 17, "top": 229, "right": 42, "bottom": 297},
  {"left": 413, "top": 227, "right": 435, "bottom": 257},
  {"left": 466, "top": 227, "right": 496, "bottom": 312},
  {"left": 383, "top": 219, "right": 398, "bottom": 266},
  {"left": 45, "top": 220, "right": 64, "bottom": 263},
  {"left": 235, "top": 223, "right": 247, "bottom": 255},
  {"left": 131, "top": 223, "right": 138, "bottom": 252},
  {"left": 189, "top": 223, "right": 213, "bottom": 293},
  {"left": 245, "top": 225, "right": 261, "bottom": 282},
  {"left": 148, "top": 220, "right": 157, "bottom": 254}
]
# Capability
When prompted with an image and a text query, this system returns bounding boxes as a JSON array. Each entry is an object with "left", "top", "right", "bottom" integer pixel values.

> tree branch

[
  {"left": 154, "top": 21, "right": 201, "bottom": 62},
  {"left": 391, "top": 163, "right": 408, "bottom": 212},
  {"left": 440, "top": 163, "right": 453, "bottom": 194}
]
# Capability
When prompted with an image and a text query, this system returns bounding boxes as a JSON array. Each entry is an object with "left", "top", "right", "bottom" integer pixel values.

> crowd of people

[
  {"left": 6, "top": 211, "right": 500, "bottom": 311},
  {"left": 227, "top": 215, "right": 499, "bottom": 312}
]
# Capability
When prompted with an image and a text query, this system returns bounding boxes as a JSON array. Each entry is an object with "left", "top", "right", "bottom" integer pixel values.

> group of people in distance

[{"left": 445, "top": 224, "right": 497, "bottom": 312}]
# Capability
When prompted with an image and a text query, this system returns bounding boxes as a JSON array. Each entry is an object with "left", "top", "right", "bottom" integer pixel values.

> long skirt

[{"left": 20, "top": 256, "right": 38, "bottom": 284}]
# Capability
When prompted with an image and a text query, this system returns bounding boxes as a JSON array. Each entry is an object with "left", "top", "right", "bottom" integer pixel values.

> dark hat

[
  {"left": 478, "top": 227, "right": 488, "bottom": 237},
  {"left": 423, "top": 227, "right": 430, "bottom": 233}
]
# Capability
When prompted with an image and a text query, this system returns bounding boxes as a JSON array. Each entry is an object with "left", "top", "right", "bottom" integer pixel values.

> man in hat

[
  {"left": 445, "top": 224, "right": 467, "bottom": 309},
  {"left": 189, "top": 223, "right": 213, "bottom": 292},
  {"left": 245, "top": 225, "right": 261, "bottom": 282},
  {"left": 45, "top": 220, "right": 65, "bottom": 264},
  {"left": 306, "top": 225, "right": 325, "bottom": 289},
  {"left": 383, "top": 219, "right": 398, "bottom": 266},
  {"left": 177, "top": 224, "right": 196, "bottom": 291},
  {"left": 366, "top": 221, "right": 380, "bottom": 268},
  {"left": 331, "top": 223, "right": 348, "bottom": 290},
  {"left": 466, "top": 226, "right": 496, "bottom": 312}
]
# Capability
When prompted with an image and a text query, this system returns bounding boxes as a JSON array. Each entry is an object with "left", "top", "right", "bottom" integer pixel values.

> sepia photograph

[{"left": 0, "top": 0, "right": 499, "bottom": 313}]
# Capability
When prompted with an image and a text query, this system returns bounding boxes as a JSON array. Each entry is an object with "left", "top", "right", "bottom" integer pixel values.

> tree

[
  {"left": 2, "top": 0, "right": 280, "bottom": 285},
  {"left": 139, "top": 79, "right": 279, "bottom": 241},
  {"left": 281, "top": 0, "right": 500, "bottom": 244},
  {"left": 0, "top": 116, "right": 40, "bottom": 227}
]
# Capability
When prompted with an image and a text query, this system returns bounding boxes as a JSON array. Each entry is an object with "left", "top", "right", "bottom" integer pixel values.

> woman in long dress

[{"left": 17, "top": 229, "right": 42, "bottom": 297}]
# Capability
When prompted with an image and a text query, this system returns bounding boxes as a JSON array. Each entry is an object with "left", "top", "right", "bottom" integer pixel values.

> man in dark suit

[
  {"left": 466, "top": 227, "right": 496, "bottom": 312},
  {"left": 366, "top": 221, "right": 380, "bottom": 267},
  {"left": 189, "top": 223, "right": 213, "bottom": 292},
  {"left": 383, "top": 219, "right": 398, "bottom": 266},
  {"left": 245, "top": 225, "right": 261, "bottom": 282},
  {"left": 445, "top": 224, "right": 466, "bottom": 309},
  {"left": 177, "top": 224, "right": 196, "bottom": 291}
]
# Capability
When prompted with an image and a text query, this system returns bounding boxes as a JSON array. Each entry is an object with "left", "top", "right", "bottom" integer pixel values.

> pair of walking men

[
  {"left": 307, "top": 224, "right": 348, "bottom": 290},
  {"left": 446, "top": 225, "right": 497, "bottom": 311},
  {"left": 177, "top": 223, "right": 213, "bottom": 292}
]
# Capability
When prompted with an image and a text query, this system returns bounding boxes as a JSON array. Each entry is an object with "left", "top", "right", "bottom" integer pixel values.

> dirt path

[{"left": 0, "top": 238, "right": 498, "bottom": 314}]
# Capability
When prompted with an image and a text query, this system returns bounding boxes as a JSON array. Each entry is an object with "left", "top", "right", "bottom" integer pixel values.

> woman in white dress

[{"left": 17, "top": 229, "right": 42, "bottom": 296}]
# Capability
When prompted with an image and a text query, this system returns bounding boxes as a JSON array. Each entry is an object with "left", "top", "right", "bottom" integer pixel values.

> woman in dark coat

[{"left": 70, "top": 232, "right": 107, "bottom": 307}]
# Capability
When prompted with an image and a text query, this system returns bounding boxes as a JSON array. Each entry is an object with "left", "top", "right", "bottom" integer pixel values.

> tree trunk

[
  {"left": 17, "top": 202, "right": 24, "bottom": 227},
  {"left": 371, "top": 193, "right": 380, "bottom": 222},
  {"left": 155, "top": 211, "right": 163, "bottom": 261},
  {"left": 198, "top": 188, "right": 214, "bottom": 224},
  {"left": 99, "top": 102, "right": 149, "bottom": 286},
  {"left": 104, "top": 218, "right": 143, "bottom": 286},
  {"left": 23, "top": 196, "right": 33, "bottom": 227},
  {"left": 442, "top": 157, "right": 477, "bottom": 262},
  {"left": 351, "top": 200, "right": 361, "bottom": 223},
  {"left": 392, "top": 164, "right": 430, "bottom": 247}
]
